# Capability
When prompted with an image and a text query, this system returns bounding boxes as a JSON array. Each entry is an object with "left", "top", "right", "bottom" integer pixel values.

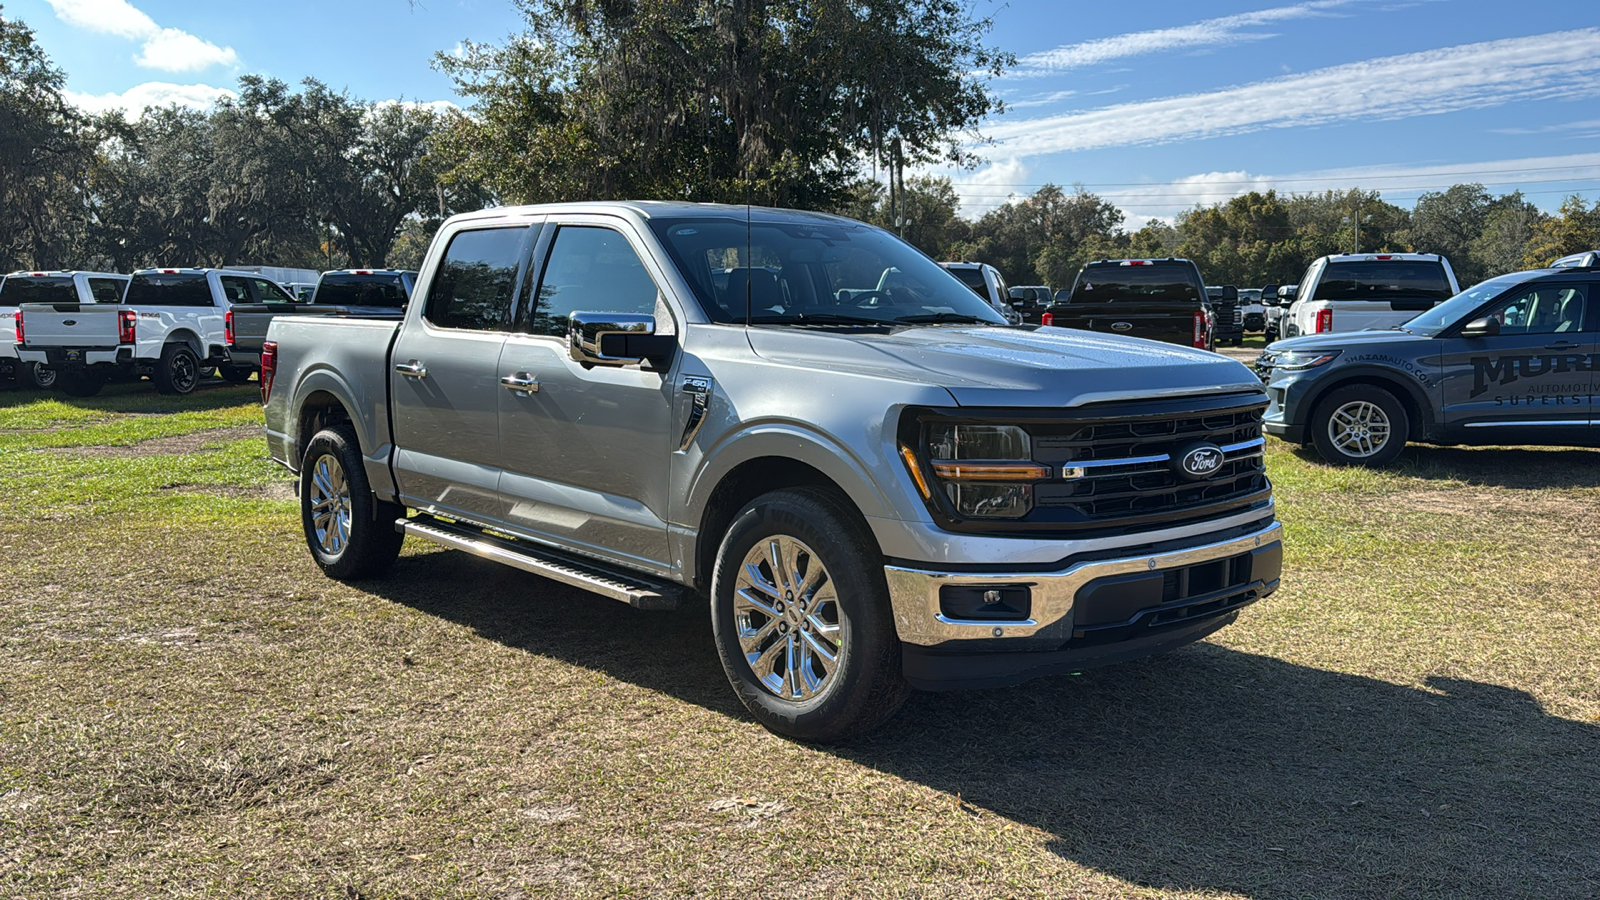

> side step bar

[{"left": 398, "top": 516, "right": 684, "bottom": 611}]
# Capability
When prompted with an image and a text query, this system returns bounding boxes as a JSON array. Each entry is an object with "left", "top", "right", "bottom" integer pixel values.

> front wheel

[
  {"left": 710, "top": 487, "right": 908, "bottom": 743},
  {"left": 300, "top": 426, "right": 405, "bottom": 580},
  {"left": 154, "top": 343, "right": 201, "bottom": 395},
  {"left": 1310, "top": 384, "right": 1410, "bottom": 467}
]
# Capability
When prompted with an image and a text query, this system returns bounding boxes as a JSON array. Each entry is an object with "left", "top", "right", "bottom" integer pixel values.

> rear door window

[
  {"left": 87, "top": 278, "right": 126, "bottom": 303},
  {"left": 423, "top": 227, "right": 530, "bottom": 331},
  {"left": 1313, "top": 261, "right": 1452, "bottom": 305},
  {"left": 250, "top": 278, "right": 294, "bottom": 303},
  {"left": 219, "top": 276, "right": 252, "bottom": 305},
  {"left": 1070, "top": 265, "right": 1200, "bottom": 303}
]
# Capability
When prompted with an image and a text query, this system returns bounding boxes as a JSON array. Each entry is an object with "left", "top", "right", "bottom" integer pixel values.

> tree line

[{"left": 3, "top": 3, "right": 1596, "bottom": 286}]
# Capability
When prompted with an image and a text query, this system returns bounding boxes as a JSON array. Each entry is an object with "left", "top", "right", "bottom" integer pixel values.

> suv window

[
  {"left": 124, "top": 273, "right": 212, "bottom": 306},
  {"left": 0, "top": 276, "right": 75, "bottom": 305},
  {"left": 1488, "top": 284, "right": 1587, "bottom": 335},
  {"left": 425, "top": 227, "right": 529, "bottom": 331},
  {"left": 1312, "top": 261, "right": 1452, "bottom": 303},
  {"left": 528, "top": 226, "right": 660, "bottom": 337},
  {"left": 314, "top": 274, "right": 408, "bottom": 308},
  {"left": 87, "top": 278, "right": 125, "bottom": 303},
  {"left": 1069, "top": 264, "right": 1201, "bottom": 303}
]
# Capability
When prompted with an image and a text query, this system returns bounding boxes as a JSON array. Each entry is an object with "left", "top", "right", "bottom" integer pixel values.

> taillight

[
  {"left": 1041, "top": 311, "right": 1054, "bottom": 326},
  {"left": 118, "top": 309, "right": 136, "bottom": 344},
  {"left": 259, "top": 340, "right": 277, "bottom": 404},
  {"left": 1315, "top": 308, "right": 1334, "bottom": 333},
  {"left": 13, "top": 311, "right": 23, "bottom": 345},
  {"left": 224, "top": 309, "right": 234, "bottom": 346},
  {"left": 1192, "top": 310, "right": 1207, "bottom": 348}
]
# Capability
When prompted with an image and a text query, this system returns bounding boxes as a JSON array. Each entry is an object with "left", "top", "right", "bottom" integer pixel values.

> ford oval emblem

[
  {"left": 1110, "top": 321, "right": 1133, "bottom": 332},
  {"left": 63, "top": 319, "right": 76, "bottom": 326},
  {"left": 1174, "top": 443, "right": 1224, "bottom": 480}
]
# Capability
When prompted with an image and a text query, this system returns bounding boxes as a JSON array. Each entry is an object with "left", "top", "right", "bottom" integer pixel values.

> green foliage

[
  {"left": 1523, "top": 195, "right": 1600, "bottom": 267},
  {"left": 434, "top": 0, "right": 1008, "bottom": 209}
]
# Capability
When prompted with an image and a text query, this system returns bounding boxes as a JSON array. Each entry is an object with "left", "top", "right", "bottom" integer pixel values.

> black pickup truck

[{"left": 1042, "top": 258, "right": 1214, "bottom": 350}]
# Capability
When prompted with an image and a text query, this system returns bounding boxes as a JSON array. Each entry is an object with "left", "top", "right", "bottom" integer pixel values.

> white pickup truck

[
  {"left": 3, "top": 270, "right": 129, "bottom": 390},
  {"left": 15, "top": 267, "right": 282, "bottom": 396}
]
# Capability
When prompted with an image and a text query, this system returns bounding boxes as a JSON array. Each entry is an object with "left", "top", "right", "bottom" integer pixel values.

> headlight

[
  {"left": 917, "top": 424, "right": 1050, "bottom": 519},
  {"left": 1272, "top": 349, "right": 1341, "bottom": 371}
]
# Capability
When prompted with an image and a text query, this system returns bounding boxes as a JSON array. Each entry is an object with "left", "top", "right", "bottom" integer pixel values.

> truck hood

[
  {"left": 1265, "top": 329, "right": 1427, "bottom": 354},
  {"left": 746, "top": 325, "right": 1262, "bottom": 407}
]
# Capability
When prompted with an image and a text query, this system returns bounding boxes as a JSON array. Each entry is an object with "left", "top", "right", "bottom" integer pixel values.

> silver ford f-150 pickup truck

[{"left": 262, "top": 202, "right": 1283, "bottom": 741}]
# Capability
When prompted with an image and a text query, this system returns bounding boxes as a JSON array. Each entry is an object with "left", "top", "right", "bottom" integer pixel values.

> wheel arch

[
  {"left": 165, "top": 328, "right": 204, "bottom": 358},
  {"left": 1301, "top": 368, "right": 1433, "bottom": 441}
]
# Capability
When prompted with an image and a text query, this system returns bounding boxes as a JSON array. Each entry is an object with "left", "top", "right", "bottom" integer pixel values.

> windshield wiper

[
  {"left": 746, "top": 312, "right": 890, "bottom": 326},
  {"left": 893, "top": 313, "right": 1000, "bottom": 325}
]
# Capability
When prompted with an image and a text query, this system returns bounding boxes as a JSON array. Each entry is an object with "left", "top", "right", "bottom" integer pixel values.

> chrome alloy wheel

[
  {"left": 1327, "top": 400, "right": 1392, "bottom": 458},
  {"left": 308, "top": 453, "right": 353, "bottom": 555},
  {"left": 733, "top": 535, "right": 843, "bottom": 701}
]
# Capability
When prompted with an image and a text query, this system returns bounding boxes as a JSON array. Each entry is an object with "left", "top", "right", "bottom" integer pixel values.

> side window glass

[
  {"left": 424, "top": 227, "right": 528, "bottom": 331},
  {"left": 219, "top": 276, "right": 252, "bottom": 306},
  {"left": 251, "top": 278, "right": 293, "bottom": 303},
  {"left": 529, "top": 226, "right": 661, "bottom": 337},
  {"left": 1488, "top": 286, "right": 1586, "bottom": 335},
  {"left": 87, "top": 278, "right": 124, "bottom": 303}
]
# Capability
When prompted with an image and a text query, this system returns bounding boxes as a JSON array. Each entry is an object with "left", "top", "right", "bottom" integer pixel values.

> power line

[
  {"left": 946, "top": 162, "right": 1600, "bottom": 189},
  {"left": 953, "top": 182, "right": 1600, "bottom": 202}
]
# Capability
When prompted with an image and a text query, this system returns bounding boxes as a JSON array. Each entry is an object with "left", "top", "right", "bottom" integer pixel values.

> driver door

[{"left": 1437, "top": 281, "right": 1595, "bottom": 433}]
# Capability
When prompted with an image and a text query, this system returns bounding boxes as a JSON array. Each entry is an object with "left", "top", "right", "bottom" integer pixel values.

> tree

[
  {"left": 836, "top": 174, "right": 964, "bottom": 260},
  {"left": 1470, "top": 196, "right": 1545, "bottom": 280},
  {"left": 434, "top": 0, "right": 1008, "bottom": 209},
  {"left": 1523, "top": 196, "right": 1600, "bottom": 268},
  {"left": 0, "top": 9, "right": 95, "bottom": 269}
]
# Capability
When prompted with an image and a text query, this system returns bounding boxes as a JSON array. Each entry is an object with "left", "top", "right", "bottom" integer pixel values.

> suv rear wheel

[
  {"left": 1311, "top": 384, "right": 1409, "bottom": 467},
  {"left": 710, "top": 487, "right": 908, "bottom": 742}
]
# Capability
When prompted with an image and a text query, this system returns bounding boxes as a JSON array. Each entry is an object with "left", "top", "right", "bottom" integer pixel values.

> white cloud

[
  {"left": 1011, "top": 0, "right": 1355, "bottom": 76},
  {"left": 65, "top": 82, "right": 236, "bottom": 115},
  {"left": 936, "top": 158, "right": 1031, "bottom": 218},
  {"left": 371, "top": 99, "right": 461, "bottom": 115},
  {"left": 44, "top": 0, "right": 238, "bottom": 72},
  {"left": 134, "top": 28, "right": 239, "bottom": 72},
  {"left": 987, "top": 29, "right": 1600, "bottom": 156},
  {"left": 44, "top": 0, "right": 155, "bottom": 39}
]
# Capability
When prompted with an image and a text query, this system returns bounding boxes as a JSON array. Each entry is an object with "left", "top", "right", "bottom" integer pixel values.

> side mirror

[
  {"left": 1460, "top": 316, "right": 1501, "bottom": 338},
  {"left": 1222, "top": 285, "right": 1238, "bottom": 302},
  {"left": 1262, "top": 284, "right": 1278, "bottom": 301},
  {"left": 568, "top": 312, "right": 674, "bottom": 367}
]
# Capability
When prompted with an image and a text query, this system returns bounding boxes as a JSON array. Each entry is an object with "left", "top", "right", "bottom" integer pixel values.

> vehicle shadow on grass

[
  {"left": 1289, "top": 443, "right": 1600, "bottom": 491},
  {"left": 377, "top": 550, "right": 1600, "bottom": 899},
  {"left": 0, "top": 378, "right": 255, "bottom": 413}
]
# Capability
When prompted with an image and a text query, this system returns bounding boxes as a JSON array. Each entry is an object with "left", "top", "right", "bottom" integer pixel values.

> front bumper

[{"left": 884, "top": 522, "right": 1282, "bottom": 686}]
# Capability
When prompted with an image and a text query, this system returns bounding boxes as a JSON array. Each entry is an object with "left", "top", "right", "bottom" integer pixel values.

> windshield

[
  {"left": 124, "top": 273, "right": 211, "bottom": 307},
  {"left": 0, "top": 276, "right": 75, "bottom": 305},
  {"left": 1313, "top": 260, "right": 1452, "bottom": 302},
  {"left": 649, "top": 218, "right": 1007, "bottom": 326},
  {"left": 1403, "top": 273, "right": 1528, "bottom": 336},
  {"left": 313, "top": 274, "right": 408, "bottom": 308}
]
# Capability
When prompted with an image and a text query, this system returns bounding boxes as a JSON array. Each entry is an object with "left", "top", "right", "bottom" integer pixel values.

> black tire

[
  {"left": 154, "top": 343, "right": 201, "bottom": 395},
  {"left": 299, "top": 426, "right": 406, "bottom": 580},
  {"left": 1264, "top": 327, "right": 1278, "bottom": 342},
  {"left": 1310, "top": 384, "right": 1410, "bottom": 467},
  {"left": 55, "top": 369, "right": 105, "bottom": 397},
  {"left": 23, "top": 361, "right": 56, "bottom": 390},
  {"left": 220, "top": 365, "right": 254, "bottom": 384},
  {"left": 710, "top": 486, "right": 908, "bottom": 743}
]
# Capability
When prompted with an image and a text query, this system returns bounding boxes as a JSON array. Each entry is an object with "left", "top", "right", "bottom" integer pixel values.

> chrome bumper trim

[{"left": 884, "top": 521, "right": 1282, "bottom": 646}]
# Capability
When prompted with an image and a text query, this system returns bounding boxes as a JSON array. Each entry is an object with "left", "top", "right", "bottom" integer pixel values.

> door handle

[
  {"left": 500, "top": 372, "right": 539, "bottom": 394},
  {"left": 1545, "top": 341, "right": 1583, "bottom": 351},
  {"left": 393, "top": 360, "right": 428, "bottom": 378}
]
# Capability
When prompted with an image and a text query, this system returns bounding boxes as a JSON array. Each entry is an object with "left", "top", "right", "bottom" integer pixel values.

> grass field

[{"left": 2, "top": 380, "right": 1598, "bottom": 899}]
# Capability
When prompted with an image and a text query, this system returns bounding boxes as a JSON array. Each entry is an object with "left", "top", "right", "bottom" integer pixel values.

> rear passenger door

[
  {"left": 1437, "top": 282, "right": 1596, "bottom": 433},
  {"left": 389, "top": 224, "right": 536, "bottom": 524}
]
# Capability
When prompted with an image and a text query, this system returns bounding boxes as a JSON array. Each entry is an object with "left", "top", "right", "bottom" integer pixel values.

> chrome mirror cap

[{"left": 568, "top": 311, "right": 657, "bottom": 366}]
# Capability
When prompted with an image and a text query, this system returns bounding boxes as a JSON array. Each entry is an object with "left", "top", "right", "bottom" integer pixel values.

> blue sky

[{"left": 13, "top": 0, "right": 1600, "bottom": 224}]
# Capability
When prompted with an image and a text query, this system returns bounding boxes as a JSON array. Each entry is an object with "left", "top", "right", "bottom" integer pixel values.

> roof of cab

[{"left": 442, "top": 200, "right": 865, "bottom": 229}]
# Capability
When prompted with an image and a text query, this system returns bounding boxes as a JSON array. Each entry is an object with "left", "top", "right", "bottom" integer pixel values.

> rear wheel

[
  {"left": 710, "top": 487, "right": 908, "bottom": 743},
  {"left": 154, "top": 343, "right": 201, "bottom": 395},
  {"left": 220, "top": 365, "right": 254, "bottom": 384},
  {"left": 55, "top": 369, "right": 105, "bottom": 397},
  {"left": 23, "top": 362, "right": 56, "bottom": 390},
  {"left": 1310, "top": 384, "right": 1410, "bottom": 467},
  {"left": 300, "top": 425, "right": 405, "bottom": 580}
]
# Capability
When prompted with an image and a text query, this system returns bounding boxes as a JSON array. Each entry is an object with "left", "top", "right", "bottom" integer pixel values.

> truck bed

[{"left": 231, "top": 302, "right": 403, "bottom": 362}]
